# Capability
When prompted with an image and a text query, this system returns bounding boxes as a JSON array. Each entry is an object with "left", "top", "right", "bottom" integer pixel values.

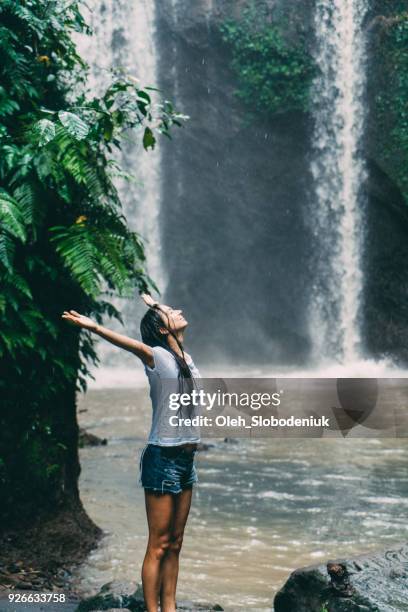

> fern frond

[
  {"left": 0, "top": 2, "right": 43, "bottom": 33},
  {"left": 12, "top": 183, "right": 37, "bottom": 227},
  {"left": 49, "top": 218, "right": 148, "bottom": 298},
  {"left": 0, "top": 190, "right": 26, "bottom": 241},
  {"left": 49, "top": 223, "right": 100, "bottom": 296},
  {"left": 0, "top": 232, "right": 15, "bottom": 272},
  {"left": 7, "top": 271, "right": 32, "bottom": 299}
]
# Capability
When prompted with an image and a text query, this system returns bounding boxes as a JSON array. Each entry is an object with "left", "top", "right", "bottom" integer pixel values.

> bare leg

[
  {"left": 142, "top": 491, "right": 175, "bottom": 612},
  {"left": 160, "top": 487, "right": 193, "bottom": 612}
]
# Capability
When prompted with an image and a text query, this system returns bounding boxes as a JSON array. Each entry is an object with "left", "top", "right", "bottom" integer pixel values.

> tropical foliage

[
  {"left": 0, "top": 0, "right": 185, "bottom": 522},
  {"left": 371, "top": 5, "right": 408, "bottom": 204},
  {"left": 220, "top": 5, "right": 315, "bottom": 116},
  {"left": 222, "top": 1, "right": 408, "bottom": 210}
]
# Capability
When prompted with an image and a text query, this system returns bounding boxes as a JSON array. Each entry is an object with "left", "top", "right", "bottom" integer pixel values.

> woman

[{"left": 62, "top": 293, "right": 201, "bottom": 612}]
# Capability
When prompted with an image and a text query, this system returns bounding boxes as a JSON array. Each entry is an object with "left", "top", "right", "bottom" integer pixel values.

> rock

[
  {"left": 14, "top": 581, "right": 33, "bottom": 590},
  {"left": 79, "top": 428, "right": 108, "bottom": 448},
  {"left": 75, "top": 581, "right": 223, "bottom": 611},
  {"left": 75, "top": 581, "right": 127, "bottom": 611},
  {"left": 175, "top": 602, "right": 224, "bottom": 611},
  {"left": 197, "top": 442, "right": 215, "bottom": 451},
  {"left": 274, "top": 542, "right": 408, "bottom": 611}
]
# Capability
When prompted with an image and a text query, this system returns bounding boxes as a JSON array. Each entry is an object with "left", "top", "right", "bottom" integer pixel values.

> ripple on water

[
  {"left": 328, "top": 474, "right": 363, "bottom": 481},
  {"left": 199, "top": 468, "right": 224, "bottom": 474},
  {"left": 197, "top": 482, "right": 234, "bottom": 491},
  {"left": 362, "top": 496, "right": 408, "bottom": 505},
  {"left": 257, "top": 491, "right": 320, "bottom": 501},
  {"left": 299, "top": 479, "right": 325, "bottom": 486}
]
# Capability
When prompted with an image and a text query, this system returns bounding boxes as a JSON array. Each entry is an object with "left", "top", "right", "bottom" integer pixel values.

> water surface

[{"left": 73, "top": 387, "right": 408, "bottom": 610}]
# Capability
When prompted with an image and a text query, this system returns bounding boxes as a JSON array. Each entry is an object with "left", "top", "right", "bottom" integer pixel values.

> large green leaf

[
  {"left": 33, "top": 119, "right": 56, "bottom": 146},
  {"left": 0, "top": 232, "right": 15, "bottom": 272},
  {"left": 58, "top": 111, "right": 90, "bottom": 140}
]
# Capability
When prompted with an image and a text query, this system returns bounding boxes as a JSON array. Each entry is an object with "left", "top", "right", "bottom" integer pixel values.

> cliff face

[
  {"left": 363, "top": 162, "right": 408, "bottom": 364},
  {"left": 154, "top": 0, "right": 408, "bottom": 365},
  {"left": 155, "top": 0, "right": 315, "bottom": 365},
  {"left": 364, "top": 3, "right": 408, "bottom": 364}
]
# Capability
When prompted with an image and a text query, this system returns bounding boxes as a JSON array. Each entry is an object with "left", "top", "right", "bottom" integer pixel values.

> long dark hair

[{"left": 140, "top": 306, "right": 195, "bottom": 399}]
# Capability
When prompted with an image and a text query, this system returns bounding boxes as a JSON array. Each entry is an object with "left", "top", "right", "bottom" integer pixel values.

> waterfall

[
  {"left": 310, "top": 0, "right": 368, "bottom": 364},
  {"left": 76, "top": 0, "right": 164, "bottom": 374}
]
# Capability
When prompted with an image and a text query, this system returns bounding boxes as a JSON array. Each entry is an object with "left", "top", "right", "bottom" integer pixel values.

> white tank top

[{"left": 144, "top": 346, "right": 201, "bottom": 446}]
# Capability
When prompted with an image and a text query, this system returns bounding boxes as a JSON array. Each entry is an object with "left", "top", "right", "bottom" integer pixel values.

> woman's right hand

[{"left": 62, "top": 310, "right": 98, "bottom": 331}]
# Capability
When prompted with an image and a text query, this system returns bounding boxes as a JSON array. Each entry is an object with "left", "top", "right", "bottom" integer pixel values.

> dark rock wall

[
  {"left": 154, "top": 0, "right": 408, "bottom": 366},
  {"left": 363, "top": 161, "right": 408, "bottom": 364},
  {"left": 364, "top": 3, "right": 408, "bottom": 364},
  {"left": 155, "top": 0, "right": 314, "bottom": 365}
]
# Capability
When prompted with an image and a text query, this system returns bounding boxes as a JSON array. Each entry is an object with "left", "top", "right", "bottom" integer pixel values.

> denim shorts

[{"left": 139, "top": 444, "right": 198, "bottom": 495}]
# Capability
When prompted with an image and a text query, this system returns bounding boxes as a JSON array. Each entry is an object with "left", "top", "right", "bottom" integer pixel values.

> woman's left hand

[{"left": 141, "top": 293, "right": 159, "bottom": 308}]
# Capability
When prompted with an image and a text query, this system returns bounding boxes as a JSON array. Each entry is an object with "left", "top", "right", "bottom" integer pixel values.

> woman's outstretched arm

[{"left": 61, "top": 309, "right": 154, "bottom": 367}]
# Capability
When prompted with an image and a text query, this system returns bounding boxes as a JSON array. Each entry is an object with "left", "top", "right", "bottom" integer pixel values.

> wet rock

[
  {"left": 79, "top": 428, "right": 108, "bottom": 448},
  {"left": 14, "top": 581, "right": 32, "bottom": 590},
  {"left": 75, "top": 581, "right": 127, "bottom": 611},
  {"left": 75, "top": 581, "right": 223, "bottom": 611},
  {"left": 274, "top": 542, "right": 408, "bottom": 611},
  {"left": 197, "top": 442, "right": 215, "bottom": 451}
]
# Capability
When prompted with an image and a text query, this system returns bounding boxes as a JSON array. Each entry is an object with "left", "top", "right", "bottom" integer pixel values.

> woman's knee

[
  {"left": 147, "top": 532, "right": 172, "bottom": 561},
  {"left": 168, "top": 532, "right": 184, "bottom": 554}
]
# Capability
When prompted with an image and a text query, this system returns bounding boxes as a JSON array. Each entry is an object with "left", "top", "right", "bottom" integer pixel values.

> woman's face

[{"left": 158, "top": 304, "right": 188, "bottom": 332}]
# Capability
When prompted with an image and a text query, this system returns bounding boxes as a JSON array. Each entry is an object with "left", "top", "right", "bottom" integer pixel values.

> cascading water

[
  {"left": 74, "top": 0, "right": 396, "bottom": 377},
  {"left": 310, "top": 0, "right": 368, "bottom": 365},
  {"left": 76, "top": 0, "right": 164, "bottom": 375}
]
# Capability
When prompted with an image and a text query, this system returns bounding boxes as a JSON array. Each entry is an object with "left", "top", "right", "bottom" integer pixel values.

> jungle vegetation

[
  {"left": 0, "top": 0, "right": 184, "bottom": 525},
  {"left": 370, "top": 3, "right": 408, "bottom": 204},
  {"left": 220, "top": 5, "right": 315, "bottom": 117},
  {"left": 221, "top": 1, "right": 408, "bottom": 205}
]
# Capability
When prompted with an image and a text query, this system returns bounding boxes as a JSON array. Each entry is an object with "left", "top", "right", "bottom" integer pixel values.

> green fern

[
  {"left": 49, "top": 220, "right": 147, "bottom": 297},
  {"left": 0, "top": 0, "right": 184, "bottom": 521},
  {"left": 12, "top": 182, "right": 38, "bottom": 229},
  {"left": 0, "top": 190, "right": 26, "bottom": 241},
  {"left": 0, "top": 232, "right": 15, "bottom": 272},
  {"left": 49, "top": 223, "right": 100, "bottom": 296}
]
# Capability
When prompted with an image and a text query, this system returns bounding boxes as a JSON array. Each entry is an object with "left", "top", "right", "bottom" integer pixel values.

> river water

[{"left": 73, "top": 382, "right": 408, "bottom": 611}]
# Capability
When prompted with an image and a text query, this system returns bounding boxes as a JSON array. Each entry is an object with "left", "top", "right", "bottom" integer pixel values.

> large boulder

[{"left": 274, "top": 543, "right": 408, "bottom": 611}]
